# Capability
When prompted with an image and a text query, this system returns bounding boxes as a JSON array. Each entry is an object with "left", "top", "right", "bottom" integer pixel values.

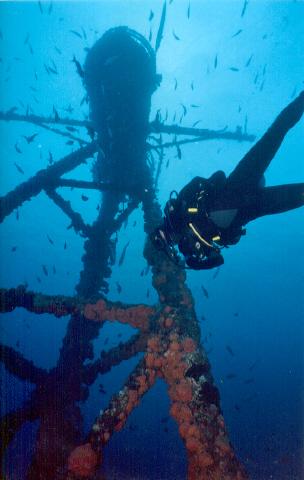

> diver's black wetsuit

[{"left": 156, "top": 91, "right": 304, "bottom": 270}]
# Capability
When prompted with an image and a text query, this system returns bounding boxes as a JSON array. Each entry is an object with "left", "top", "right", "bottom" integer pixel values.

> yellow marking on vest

[
  {"left": 188, "top": 207, "right": 198, "bottom": 213},
  {"left": 188, "top": 222, "right": 213, "bottom": 248},
  {"left": 212, "top": 235, "right": 221, "bottom": 241}
]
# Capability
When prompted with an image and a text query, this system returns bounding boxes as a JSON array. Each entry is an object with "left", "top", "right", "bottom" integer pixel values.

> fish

[
  {"left": 22, "top": 132, "right": 38, "bottom": 144},
  {"left": 48, "top": 65, "right": 58, "bottom": 75},
  {"left": 201, "top": 285, "right": 209, "bottom": 298},
  {"left": 245, "top": 54, "right": 253, "bottom": 67},
  {"left": 55, "top": 46, "right": 62, "bottom": 55},
  {"left": 66, "top": 140, "right": 74, "bottom": 145},
  {"left": 243, "top": 114, "right": 248, "bottom": 133},
  {"left": 72, "top": 55, "right": 84, "bottom": 78},
  {"left": 11, "top": 246, "right": 17, "bottom": 252},
  {"left": 66, "top": 125, "right": 77, "bottom": 133},
  {"left": 181, "top": 103, "right": 187, "bottom": 116},
  {"left": 28, "top": 43, "right": 34, "bottom": 55},
  {"left": 148, "top": 27, "right": 153, "bottom": 42},
  {"left": 80, "top": 94, "right": 88, "bottom": 106},
  {"left": 116, "top": 282, "right": 122, "bottom": 294},
  {"left": 14, "top": 144, "right": 22, "bottom": 154},
  {"left": 44, "top": 64, "right": 50, "bottom": 75},
  {"left": 192, "top": 120, "right": 202, "bottom": 127},
  {"left": 38, "top": 1, "right": 43, "bottom": 14},
  {"left": 14, "top": 162, "right": 24, "bottom": 174},
  {"left": 229, "top": 67, "right": 239, "bottom": 72},
  {"left": 190, "top": 104, "right": 200, "bottom": 108},
  {"left": 47, "top": 234, "right": 54, "bottom": 245},
  {"left": 24, "top": 33, "right": 30, "bottom": 45},
  {"left": 234, "top": 404, "right": 240, "bottom": 412},
  {"left": 172, "top": 30, "right": 180, "bottom": 40},
  {"left": 244, "top": 377, "right": 254, "bottom": 384},
  {"left": 70, "top": 30, "right": 82, "bottom": 39},
  {"left": 241, "top": 0, "right": 249, "bottom": 17},
  {"left": 190, "top": 81, "right": 194, "bottom": 90},
  {"left": 48, "top": 1, "right": 53, "bottom": 14},
  {"left": 187, "top": 2, "right": 190, "bottom": 18},
  {"left": 53, "top": 265, "right": 56, "bottom": 274},
  {"left": 262, "top": 33, "right": 267, "bottom": 40},
  {"left": 42, "top": 265, "right": 48, "bottom": 276},
  {"left": 176, "top": 143, "right": 182, "bottom": 159},
  {"left": 30, "top": 86, "right": 38, "bottom": 92},
  {"left": 118, "top": 241, "right": 130, "bottom": 266},
  {"left": 214, "top": 54, "right": 218, "bottom": 69},
  {"left": 48, "top": 151, "right": 54, "bottom": 165},
  {"left": 226, "top": 373, "right": 237, "bottom": 379},
  {"left": 174, "top": 78, "right": 178, "bottom": 90},
  {"left": 81, "top": 194, "right": 89, "bottom": 201},
  {"left": 98, "top": 384, "right": 106, "bottom": 394},
  {"left": 149, "top": 10, "right": 154, "bottom": 21},
  {"left": 36, "top": 276, "right": 41, "bottom": 283},
  {"left": 140, "top": 268, "right": 144, "bottom": 276},
  {"left": 232, "top": 29, "right": 243, "bottom": 38},
  {"left": 201, "top": 315, "right": 207, "bottom": 322},
  {"left": 81, "top": 27, "right": 87, "bottom": 40},
  {"left": 233, "top": 312, "right": 239, "bottom": 317},
  {"left": 225, "top": 345, "right": 234, "bottom": 356},
  {"left": 212, "top": 267, "right": 220, "bottom": 279},
  {"left": 254, "top": 72, "right": 259, "bottom": 85},
  {"left": 64, "top": 241, "right": 67, "bottom": 250},
  {"left": 155, "top": 1, "right": 167, "bottom": 53},
  {"left": 146, "top": 288, "right": 150, "bottom": 298},
  {"left": 259, "top": 79, "right": 265, "bottom": 91},
  {"left": 53, "top": 106, "right": 59, "bottom": 121}
]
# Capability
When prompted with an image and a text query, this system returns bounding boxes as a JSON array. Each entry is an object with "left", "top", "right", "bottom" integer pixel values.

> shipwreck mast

[{"left": 0, "top": 27, "right": 251, "bottom": 480}]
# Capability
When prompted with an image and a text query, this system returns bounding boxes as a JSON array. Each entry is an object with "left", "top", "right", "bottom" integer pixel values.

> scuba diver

[{"left": 152, "top": 91, "right": 304, "bottom": 270}]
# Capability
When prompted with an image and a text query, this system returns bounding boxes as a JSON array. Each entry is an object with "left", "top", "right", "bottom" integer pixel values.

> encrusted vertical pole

[{"left": 26, "top": 27, "right": 160, "bottom": 480}]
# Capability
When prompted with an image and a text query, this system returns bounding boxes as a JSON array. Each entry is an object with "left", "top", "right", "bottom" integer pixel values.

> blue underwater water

[{"left": 0, "top": 1, "right": 303, "bottom": 479}]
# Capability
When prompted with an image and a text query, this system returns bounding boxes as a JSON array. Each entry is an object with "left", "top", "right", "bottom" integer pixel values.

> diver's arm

[
  {"left": 227, "top": 90, "right": 304, "bottom": 189},
  {"left": 185, "top": 250, "right": 224, "bottom": 270}
]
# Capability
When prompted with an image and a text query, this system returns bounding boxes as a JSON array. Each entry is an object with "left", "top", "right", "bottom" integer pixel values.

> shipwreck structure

[{"left": 0, "top": 27, "right": 254, "bottom": 479}]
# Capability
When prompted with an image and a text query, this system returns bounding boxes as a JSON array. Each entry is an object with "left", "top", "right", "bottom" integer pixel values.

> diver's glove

[{"left": 185, "top": 250, "right": 224, "bottom": 270}]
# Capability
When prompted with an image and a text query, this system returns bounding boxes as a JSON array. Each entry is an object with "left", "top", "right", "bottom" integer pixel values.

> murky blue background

[{"left": 0, "top": 1, "right": 303, "bottom": 479}]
